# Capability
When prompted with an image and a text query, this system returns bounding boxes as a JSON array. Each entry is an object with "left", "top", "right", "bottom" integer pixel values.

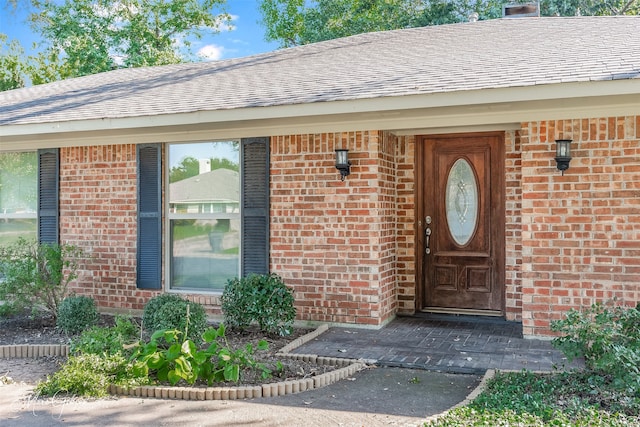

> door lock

[{"left": 425, "top": 227, "right": 431, "bottom": 255}]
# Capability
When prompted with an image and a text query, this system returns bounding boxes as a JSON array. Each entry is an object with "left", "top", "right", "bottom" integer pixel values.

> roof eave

[{"left": 2, "top": 79, "right": 639, "bottom": 151}]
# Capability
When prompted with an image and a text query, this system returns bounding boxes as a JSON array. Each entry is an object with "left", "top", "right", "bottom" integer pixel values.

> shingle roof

[
  {"left": 0, "top": 16, "right": 638, "bottom": 127},
  {"left": 170, "top": 168, "right": 239, "bottom": 204}
]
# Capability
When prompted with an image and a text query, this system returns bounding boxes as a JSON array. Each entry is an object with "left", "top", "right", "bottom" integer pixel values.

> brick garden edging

[
  {"left": 0, "top": 324, "right": 368, "bottom": 401},
  {"left": 0, "top": 344, "right": 69, "bottom": 358}
]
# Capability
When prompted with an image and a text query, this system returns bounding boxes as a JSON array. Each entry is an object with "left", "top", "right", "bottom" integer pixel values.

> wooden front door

[{"left": 418, "top": 133, "right": 505, "bottom": 314}]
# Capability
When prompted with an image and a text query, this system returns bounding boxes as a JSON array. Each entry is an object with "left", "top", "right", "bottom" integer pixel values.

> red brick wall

[
  {"left": 60, "top": 145, "right": 158, "bottom": 310},
  {"left": 394, "top": 134, "right": 417, "bottom": 314},
  {"left": 505, "top": 130, "right": 523, "bottom": 321},
  {"left": 270, "top": 131, "right": 399, "bottom": 326},
  {"left": 520, "top": 116, "right": 640, "bottom": 336},
  {"left": 58, "top": 117, "right": 639, "bottom": 336},
  {"left": 60, "top": 145, "right": 222, "bottom": 314}
]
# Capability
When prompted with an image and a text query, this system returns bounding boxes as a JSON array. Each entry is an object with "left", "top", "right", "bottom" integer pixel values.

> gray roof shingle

[{"left": 0, "top": 16, "right": 638, "bottom": 127}]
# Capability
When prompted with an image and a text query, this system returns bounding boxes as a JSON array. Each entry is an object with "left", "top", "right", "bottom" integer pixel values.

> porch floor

[{"left": 293, "top": 314, "right": 583, "bottom": 374}]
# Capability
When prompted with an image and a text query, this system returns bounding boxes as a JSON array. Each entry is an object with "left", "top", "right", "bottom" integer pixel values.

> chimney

[
  {"left": 503, "top": 2, "right": 540, "bottom": 18},
  {"left": 199, "top": 158, "right": 211, "bottom": 174}
]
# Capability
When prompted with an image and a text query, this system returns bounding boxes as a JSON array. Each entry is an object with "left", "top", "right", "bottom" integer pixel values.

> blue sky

[{"left": 0, "top": 0, "right": 280, "bottom": 60}]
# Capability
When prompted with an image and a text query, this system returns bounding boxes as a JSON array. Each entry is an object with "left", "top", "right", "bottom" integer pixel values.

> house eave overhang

[{"left": 1, "top": 80, "right": 639, "bottom": 151}]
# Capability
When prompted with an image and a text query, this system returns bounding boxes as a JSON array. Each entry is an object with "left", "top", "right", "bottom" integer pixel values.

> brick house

[{"left": 1, "top": 17, "right": 639, "bottom": 337}]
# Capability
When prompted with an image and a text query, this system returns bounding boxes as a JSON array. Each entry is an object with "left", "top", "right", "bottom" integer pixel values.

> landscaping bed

[{"left": 0, "top": 313, "right": 349, "bottom": 391}]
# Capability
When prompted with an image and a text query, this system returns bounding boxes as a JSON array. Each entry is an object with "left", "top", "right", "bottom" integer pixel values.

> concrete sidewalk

[{"left": 0, "top": 367, "right": 481, "bottom": 426}]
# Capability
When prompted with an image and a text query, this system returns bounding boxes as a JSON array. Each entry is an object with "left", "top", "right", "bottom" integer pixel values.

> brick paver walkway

[{"left": 293, "top": 315, "right": 583, "bottom": 374}]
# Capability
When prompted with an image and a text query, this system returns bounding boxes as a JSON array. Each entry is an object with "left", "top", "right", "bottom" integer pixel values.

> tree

[
  {"left": 169, "top": 156, "right": 200, "bottom": 183},
  {"left": 169, "top": 155, "right": 239, "bottom": 183},
  {"left": 0, "top": 0, "right": 231, "bottom": 87},
  {"left": 0, "top": 34, "right": 27, "bottom": 90},
  {"left": 27, "top": 0, "right": 231, "bottom": 78},
  {"left": 259, "top": 0, "right": 640, "bottom": 47}
]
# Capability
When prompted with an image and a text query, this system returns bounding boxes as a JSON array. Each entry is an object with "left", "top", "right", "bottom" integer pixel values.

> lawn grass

[{"left": 425, "top": 369, "right": 640, "bottom": 426}]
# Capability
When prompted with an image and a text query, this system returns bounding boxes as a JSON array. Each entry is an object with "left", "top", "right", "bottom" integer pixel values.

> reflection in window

[
  {"left": 168, "top": 142, "right": 240, "bottom": 291},
  {"left": 0, "top": 152, "right": 37, "bottom": 246}
]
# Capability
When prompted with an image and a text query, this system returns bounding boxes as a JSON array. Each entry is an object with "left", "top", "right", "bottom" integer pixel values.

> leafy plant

[
  {"left": 424, "top": 406, "right": 635, "bottom": 427},
  {"left": 56, "top": 295, "right": 100, "bottom": 335},
  {"left": 551, "top": 301, "right": 640, "bottom": 392},
  {"left": 130, "top": 323, "right": 271, "bottom": 386},
  {"left": 35, "top": 353, "right": 147, "bottom": 398},
  {"left": 142, "top": 294, "right": 208, "bottom": 344},
  {"left": 0, "top": 238, "right": 84, "bottom": 320},
  {"left": 70, "top": 315, "right": 139, "bottom": 356},
  {"left": 424, "top": 369, "right": 640, "bottom": 426},
  {"left": 221, "top": 273, "right": 296, "bottom": 336}
]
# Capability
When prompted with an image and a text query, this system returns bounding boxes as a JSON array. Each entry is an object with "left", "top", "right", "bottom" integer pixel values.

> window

[
  {"left": 0, "top": 152, "right": 37, "bottom": 245},
  {"left": 136, "top": 137, "right": 268, "bottom": 291},
  {"left": 168, "top": 142, "right": 240, "bottom": 291}
]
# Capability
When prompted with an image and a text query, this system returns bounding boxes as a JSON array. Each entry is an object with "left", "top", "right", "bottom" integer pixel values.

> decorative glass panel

[{"left": 445, "top": 158, "right": 478, "bottom": 246}]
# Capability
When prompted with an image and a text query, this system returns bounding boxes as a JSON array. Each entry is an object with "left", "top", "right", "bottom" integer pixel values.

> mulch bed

[{"left": 0, "top": 313, "right": 338, "bottom": 387}]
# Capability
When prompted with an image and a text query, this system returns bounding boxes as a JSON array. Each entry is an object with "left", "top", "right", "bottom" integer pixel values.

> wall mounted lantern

[
  {"left": 335, "top": 148, "right": 351, "bottom": 181},
  {"left": 554, "top": 139, "right": 572, "bottom": 175}
]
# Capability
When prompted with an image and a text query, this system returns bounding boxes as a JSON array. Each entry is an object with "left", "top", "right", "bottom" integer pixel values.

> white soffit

[{"left": 1, "top": 80, "right": 639, "bottom": 151}]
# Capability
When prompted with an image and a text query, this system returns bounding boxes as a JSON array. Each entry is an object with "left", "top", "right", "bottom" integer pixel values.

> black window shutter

[
  {"left": 137, "top": 144, "right": 162, "bottom": 289},
  {"left": 37, "top": 149, "right": 59, "bottom": 244},
  {"left": 241, "top": 137, "right": 270, "bottom": 276}
]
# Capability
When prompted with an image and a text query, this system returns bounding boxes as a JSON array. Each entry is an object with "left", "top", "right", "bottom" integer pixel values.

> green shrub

[
  {"left": 221, "top": 273, "right": 296, "bottom": 336},
  {"left": 551, "top": 301, "right": 640, "bottom": 392},
  {"left": 424, "top": 406, "right": 636, "bottom": 427},
  {"left": 142, "top": 294, "right": 208, "bottom": 343},
  {"left": 35, "top": 353, "right": 147, "bottom": 398},
  {"left": 0, "top": 238, "right": 84, "bottom": 320},
  {"left": 70, "top": 315, "right": 139, "bottom": 356},
  {"left": 131, "top": 323, "right": 270, "bottom": 386},
  {"left": 424, "top": 369, "right": 640, "bottom": 426},
  {"left": 56, "top": 295, "right": 100, "bottom": 335}
]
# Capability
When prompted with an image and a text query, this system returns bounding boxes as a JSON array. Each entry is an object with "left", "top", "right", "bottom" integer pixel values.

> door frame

[{"left": 415, "top": 132, "right": 506, "bottom": 315}]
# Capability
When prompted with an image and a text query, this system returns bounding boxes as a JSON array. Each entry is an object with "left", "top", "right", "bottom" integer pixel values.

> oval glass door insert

[{"left": 445, "top": 158, "right": 478, "bottom": 246}]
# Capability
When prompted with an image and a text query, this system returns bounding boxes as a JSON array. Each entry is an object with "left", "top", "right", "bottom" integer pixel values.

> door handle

[{"left": 425, "top": 227, "right": 431, "bottom": 255}]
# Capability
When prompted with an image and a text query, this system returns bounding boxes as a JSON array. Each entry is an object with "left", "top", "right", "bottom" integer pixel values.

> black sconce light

[
  {"left": 335, "top": 148, "right": 351, "bottom": 181},
  {"left": 554, "top": 139, "right": 572, "bottom": 175}
]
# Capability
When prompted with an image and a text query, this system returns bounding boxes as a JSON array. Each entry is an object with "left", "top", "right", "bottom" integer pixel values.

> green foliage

[
  {"left": 1, "top": 0, "right": 231, "bottom": 89},
  {"left": 221, "top": 273, "right": 296, "bottom": 336},
  {"left": 551, "top": 301, "right": 640, "bottom": 392},
  {"left": 540, "top": 0, "right": 640, "bottom": 17},
  {"left": 142, "top": 294, "right": 208, "bottom": 343},
  {"left": 56, "top": 295, "right": 100, "bottom": 335},
  {"left": 425, "top": 369, "right": 640, "bottom": 426},
  {"left": 131, "top": 323, "right": 271, "bottom": 386},
  {"left": 425, "top": 406, "right": 636, "bottom": 427},
  {"left": 70, "top": 315, "right": 140, "bottom": 356},
  {"left": 0, "top": 238, "right": 84, "bottom": 320},
  {"left": 27, "top": 0, "right": 231, "bottom": 78},
  {"left": 35, "top": 353, "right": 147, "bottom": 398},
  {"left": 260, "top": 0, "right": 640, "bottom": 47},
  {"left": 0, "top": 34, "right": 27, "bottom": 90}
]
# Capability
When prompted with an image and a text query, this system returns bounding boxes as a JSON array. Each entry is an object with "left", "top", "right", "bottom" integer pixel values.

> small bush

[
  {"left": 0, "top": 238, "right": 84, "bottom": 320},
  {"left": 551, "top": 301, "right": 640, "bottom": 392},
  {"left": 221, "top": 273, "right": 296, "bottom": 336},
  {"left": 56, "top": 295, "right": 99, "bottom": 335},
  {"left": 142, "top": 294, "right": 207, "bottom": 343},
  {"left": 35, "top": 353, "right": 147, "bottom": 398},
  {"left": 70, "top": 315, "right": 139, "bottom": 356}
]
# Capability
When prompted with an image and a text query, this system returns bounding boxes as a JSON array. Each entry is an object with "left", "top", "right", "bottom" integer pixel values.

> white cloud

[{"left": 197, "top": 44, "right": 224, "bottom": 61}]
